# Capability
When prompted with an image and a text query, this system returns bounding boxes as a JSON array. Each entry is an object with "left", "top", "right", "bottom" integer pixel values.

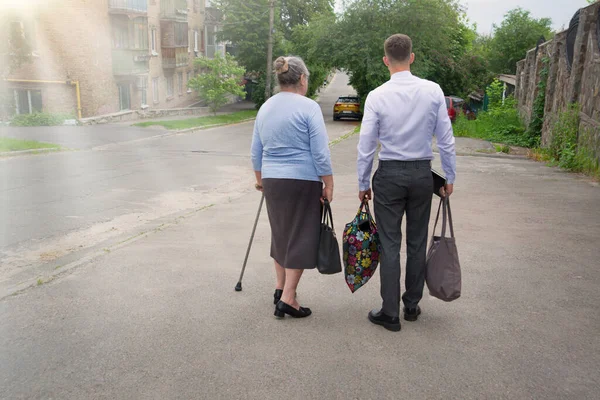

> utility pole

[{"left": 265, "top": 0, "right": 275, "bottom": 100}]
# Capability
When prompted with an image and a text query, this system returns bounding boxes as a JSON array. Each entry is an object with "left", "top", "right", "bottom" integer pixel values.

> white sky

[
  {"left": 335, "top": 0, "right": 592, "bottom": 34},
  {"left": 463, "top": 0, "right": 591, "bottom": 34}
]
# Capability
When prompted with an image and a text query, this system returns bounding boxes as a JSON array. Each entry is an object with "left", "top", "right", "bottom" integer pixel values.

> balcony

[
  {"left": 160, "top": 21, "right": 188, "bottom": 48},
  {"left": 162, "top": 47, "right": 189, "bottom": 69},
  {"left": 108, "top": 0, "right": 148, "bottom": 15},
  {"left": 112, "top": 49, "right": 150, "bottom": 76},
  {"left": 160, "top": 0, "right": 188, "bottom": 21}
]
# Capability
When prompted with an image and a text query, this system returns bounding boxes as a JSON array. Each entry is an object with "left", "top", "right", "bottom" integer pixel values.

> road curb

[
  {"left": 91, "top": 118, "right": 257, "bottom": 151},
  {"left": 0, "top": 147, "right": 62, "bottom": 157}
]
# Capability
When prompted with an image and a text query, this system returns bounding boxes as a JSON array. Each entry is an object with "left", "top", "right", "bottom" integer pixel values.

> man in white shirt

[{"left": 357, "top": 34, "right": 456, "bottom": 332}]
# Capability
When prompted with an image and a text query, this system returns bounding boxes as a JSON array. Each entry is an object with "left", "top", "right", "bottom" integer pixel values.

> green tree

[
  {"left": 488, "top": 8, "right": 553, "bottom": 74},
  {"left": 214, "top": 0, "right": 333, "bottom": 73},
  {"left": 279, "top": 0, "right": 334, "bottom": 39},
  {"left": 188, "top": 55, "right": 246, "bottom": 114},
  {"left": 324, "top": 0, "right": 482, "bottom": 99},
  {"left": 290, "top": 13, "right": 337, "bottom": 97}
]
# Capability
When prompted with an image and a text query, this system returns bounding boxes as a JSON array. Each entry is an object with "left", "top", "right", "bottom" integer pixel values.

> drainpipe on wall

[{"left": 3, "top": 79, "right": 83, "bottom": 120}]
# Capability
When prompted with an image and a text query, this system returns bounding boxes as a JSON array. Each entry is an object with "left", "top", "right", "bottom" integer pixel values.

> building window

[
  {"left": 151, "top": 28, "right": 157, "bottom": 54},
  {"left": 9, "top": 19, "right": 37, "bottom": 55},
  {"left": 118, "top": 84, "right": 131, "bottom": 110},
  {"left": 194, "top": 30, "right": 199, "bottom": 53},
  {"left": 13, "top": 89, "right": 42, "bottom": 114},
  {"left": 139, "top": 77, "right": 148, "bottom": 107},
  {"left": 187, "top": 71, "right": 193, "bottom": 93},
  {"left": 112, "top": 16, "right": 148, "bottom": 49},
  {"left": 174, "top": 22, "right": 188, "bottom": 47},
  {"left": 178, "top": 72, "right": 184, "bottom": 95},
  {"left": 153, "top": 78, "right": 159, "bottom": 103},
  {"left": 133, "top": 17, "right": 149, "bottom": 49},
  {"left": 113, "top": 18, "right": 129, "bottom": 48},
  {"left": 166, "top": 76, "right": 174, "bottom": 98}
]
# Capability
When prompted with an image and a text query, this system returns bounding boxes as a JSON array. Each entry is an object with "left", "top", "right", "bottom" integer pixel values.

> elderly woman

[{"left": 251, "top": 56, "right": 334, "bottom": 319}]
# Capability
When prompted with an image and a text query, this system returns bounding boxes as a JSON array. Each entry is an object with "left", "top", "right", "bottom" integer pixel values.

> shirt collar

[{"left": 391, "top": 71, "right": 413, "bottom": 80}]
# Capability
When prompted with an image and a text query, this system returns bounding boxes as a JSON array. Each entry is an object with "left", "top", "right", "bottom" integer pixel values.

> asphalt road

[
  {"left": 0, "top": 72, "right": 357, "bottom": 298},
  {"left": 1, "top": 131, "right": 599, "bottom": 399}
]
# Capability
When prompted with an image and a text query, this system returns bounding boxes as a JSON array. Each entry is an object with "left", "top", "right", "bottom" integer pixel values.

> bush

[
  {"left": 545, "top": 104, "right": 600, "bottom": 177},
  {"left": 453, "top": 98, "right": 535, "bottom": 147},
  {"left": 11, "top": 112, "right": 71, "bottom": 127}
]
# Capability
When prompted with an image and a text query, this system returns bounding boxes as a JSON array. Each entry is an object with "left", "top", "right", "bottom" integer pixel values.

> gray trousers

[{"left": 373, "top": 160, "right": 433, "bottom": 317}]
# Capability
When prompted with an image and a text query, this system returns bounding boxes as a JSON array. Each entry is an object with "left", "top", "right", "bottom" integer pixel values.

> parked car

[
  {"left": 333, "top": 96, "right": 362, "bottom": 121},
  {"left": 445, "top": 96, "right": 464, "bottom": 123}
]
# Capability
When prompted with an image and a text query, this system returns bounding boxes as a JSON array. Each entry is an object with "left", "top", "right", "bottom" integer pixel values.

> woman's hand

[
  {"left": 254, "top": 171, "right": 263, "bottom": 192},
  {"left": 321, "top": 186, "right": 333, "bottom": 204}
]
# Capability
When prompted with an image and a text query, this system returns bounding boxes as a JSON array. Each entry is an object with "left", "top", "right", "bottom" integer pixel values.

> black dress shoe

[
  {"left": 274, "top": 301, "right": 312, "bottom": 319},
  {"left": 403, "top": 306, "right": 422, "bottom": 322},
  {"left": 368, "top": 309, "right": 401, "bottom": 332}
]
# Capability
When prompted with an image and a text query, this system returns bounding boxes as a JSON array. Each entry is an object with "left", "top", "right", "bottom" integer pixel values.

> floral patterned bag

[{"left": 343, "top": 201, "right": 381, "bottom": 293}]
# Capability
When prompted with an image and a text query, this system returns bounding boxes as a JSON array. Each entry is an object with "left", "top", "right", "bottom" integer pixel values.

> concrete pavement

[
  {"left": 1, "top": 131, "right": 600, "bottom": 399},
  {"left": 0, "top": 73, "right": 358, "bottom": 298}
]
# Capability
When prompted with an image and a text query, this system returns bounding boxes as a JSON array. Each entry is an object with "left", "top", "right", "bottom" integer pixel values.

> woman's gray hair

[{"left": 274, "top": 56, "right": 309, "bottom": 87}]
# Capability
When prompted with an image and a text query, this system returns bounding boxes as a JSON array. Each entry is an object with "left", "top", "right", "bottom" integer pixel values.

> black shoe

[
  {"left": 403, "top": 306, "right": 422, "bottom": 322},
  {"left": 368, "top": 309, "right": 401, "bottom": 332},
  {"left": 274, "top": 301, "right": 312, "bottom": 319},
  {"left": 274, "top": 290, "right": 296, "bottom": 305}
]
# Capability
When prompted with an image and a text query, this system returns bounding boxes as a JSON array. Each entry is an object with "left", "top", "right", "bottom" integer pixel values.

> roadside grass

[
  {"left": 0, "top": 137, "right": 60, "bottom": 152},
  {"left": 453, "top": 107, "right": 537, "bottom": 148},
  {"left": 330, "top": 125, "right": 360, "bottom": 146},
  {"left": 494, "top": 144, "right": 511, "bottom": 154},
  {"left": 133, "top": 110, "right": 258, "bottom": 130}
]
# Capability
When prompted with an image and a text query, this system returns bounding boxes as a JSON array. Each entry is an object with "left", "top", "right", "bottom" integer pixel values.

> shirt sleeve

[
  {"left": 250, "top": 117, "right": 263, "bottom": 172},
  {"left": 308, "top": 104, "right": 333, "bottom": 177},
  {"left": 433, "top": 87, "right": 457, "bottom": 184},
  {"left": 357, "top": 93, "right": 379, "bottom": 191}
]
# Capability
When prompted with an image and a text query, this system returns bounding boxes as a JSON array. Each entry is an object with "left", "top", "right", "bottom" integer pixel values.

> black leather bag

[{"left": 317, "top": 200, "right": 342, "bottom": 275}]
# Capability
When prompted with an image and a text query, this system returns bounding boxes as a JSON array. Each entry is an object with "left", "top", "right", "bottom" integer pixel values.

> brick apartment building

[{"left": 1, "top": 0, "right": 225, "bottom": 119}]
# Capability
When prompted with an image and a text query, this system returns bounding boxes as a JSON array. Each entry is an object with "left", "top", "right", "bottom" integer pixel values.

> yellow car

[{"left": 333, "top": 96, "right": 362, "bottom": 121}]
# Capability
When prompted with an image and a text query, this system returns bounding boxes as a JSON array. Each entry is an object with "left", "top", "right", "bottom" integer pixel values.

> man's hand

[
  {"left": 440, "top": 184, "right": 454, "bottom": 197},
  {"left": 359, "top": 189, "right": 372, "bottom": 202}
]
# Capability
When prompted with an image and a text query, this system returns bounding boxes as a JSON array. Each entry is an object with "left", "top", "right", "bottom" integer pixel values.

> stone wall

[{"left": 515, "top": 2, "right": 600, "bottom": 158}]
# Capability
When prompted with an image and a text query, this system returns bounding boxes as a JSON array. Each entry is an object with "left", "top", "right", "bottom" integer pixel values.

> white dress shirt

[{"left": 357, "top": 71, "right": 456, "bottom": 191}]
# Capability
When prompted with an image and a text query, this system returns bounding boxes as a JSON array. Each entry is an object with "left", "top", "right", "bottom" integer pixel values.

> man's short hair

[{"left": 384, "top": 34, "right": 413, "bottom": 64}]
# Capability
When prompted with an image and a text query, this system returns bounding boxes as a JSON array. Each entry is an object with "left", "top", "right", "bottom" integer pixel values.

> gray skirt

[{"left": 262, "top": 178, "right": 322, "bottom": 270}]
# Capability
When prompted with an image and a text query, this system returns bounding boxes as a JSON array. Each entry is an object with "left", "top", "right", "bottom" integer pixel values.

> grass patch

[
  {"left": 494, "top": 144, "right": 511, "bottom": 154},
  {"left": 453, "top": 99, "right": 537, "bottom": 148},
  {"left": 0, "top": 137, "right": 59, "bottom": 152},
  {"left": 330, "top": 125, "right": 360, "bottom": 147},
  {"left": 533, "top": 104, "right": 600, "bottom": 179},
  {"left": 134, "top": 110, "right": 258, "bottom": 130},
  {"left": 11, "top": 112, "right": 73, "bottom": 127}
]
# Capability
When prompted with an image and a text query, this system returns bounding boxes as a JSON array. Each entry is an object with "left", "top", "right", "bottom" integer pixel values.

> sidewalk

[{"left": 1, "top": 134, "right": 600, "bottom": 398}]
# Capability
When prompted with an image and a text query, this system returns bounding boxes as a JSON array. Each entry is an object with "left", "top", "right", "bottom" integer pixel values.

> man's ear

[
  {"left": 383, "top": 56, "right": 389, "bottom": 67},
  {"left": 409, "top": 53, "right": 415, "bottom": 65}
]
